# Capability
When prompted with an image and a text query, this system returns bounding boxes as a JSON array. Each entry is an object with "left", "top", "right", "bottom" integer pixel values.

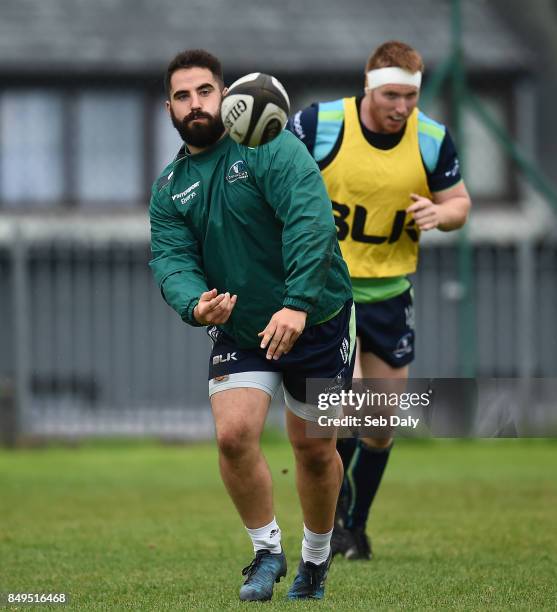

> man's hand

[
  {"left": 258, "top": 308, "right": 307, "bottom": 360},
  {"left": 193, "top": 289, "right": 237, "bottom": 325},
  {"left": 407, "top": 193, "right": 441, "bottom": 231}
]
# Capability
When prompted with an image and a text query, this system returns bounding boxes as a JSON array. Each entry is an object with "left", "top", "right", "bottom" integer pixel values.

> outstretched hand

[
  {"left": 258, "top": 308, "right": 307, "bottom": 360},
  {"left": 193, "top": 289, "right": 237, "bottom": 325}
]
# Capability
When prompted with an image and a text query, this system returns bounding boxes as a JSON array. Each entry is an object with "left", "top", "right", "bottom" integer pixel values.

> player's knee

[
  {"left": 291, "top": 439, "right": 335, "bottom": 475},
  {"left": 216, "top": 427, "right": 256, "bottom": 459}
]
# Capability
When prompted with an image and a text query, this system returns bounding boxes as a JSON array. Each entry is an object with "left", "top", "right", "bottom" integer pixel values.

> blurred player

[
  {"left": 149, "top": 49, "right": 355, "bottom": 601},
  {"left": 288, "top": 40, "right": 471, "bottom": 560}
]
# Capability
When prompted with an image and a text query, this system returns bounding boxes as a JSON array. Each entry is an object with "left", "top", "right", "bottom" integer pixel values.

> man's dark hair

[{"left": 164, "top": 49, "right": 224, "bottom": 98}]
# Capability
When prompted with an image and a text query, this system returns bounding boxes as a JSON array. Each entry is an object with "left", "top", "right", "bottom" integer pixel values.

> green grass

[{"left": 1, "top": 437, "right": 556, "bottom": 610}]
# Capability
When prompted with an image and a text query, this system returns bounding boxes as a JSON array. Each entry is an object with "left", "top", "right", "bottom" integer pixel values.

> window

[
  {"left": 462, "top": 93, "right": 509, "bottom": 200},
  {"left": 75, "top": 92, "right": 143, "bottom": 208},
  {"left": 0, "top": 91, "right": 64, "bottom": 208},
  {"left": 423, "top": 84, "right": 516, "bottom": 203},
  {"left": 0, "top": 88, "right": 149, "bottom": 210}
]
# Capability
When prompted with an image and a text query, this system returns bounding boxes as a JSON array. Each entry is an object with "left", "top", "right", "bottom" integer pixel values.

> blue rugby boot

[
  {"left": 287, "top": 550, "right": 332, "bottom": 600},
  {"left": 239, "top": 549, "right": 287, "bottom": 601}
]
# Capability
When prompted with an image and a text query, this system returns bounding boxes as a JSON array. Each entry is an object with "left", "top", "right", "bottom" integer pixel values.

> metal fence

[
  {"left": 1, "top": 218, "right": 556, "bottom": 440},
  {"left": 414, "top": 241, "right": 555, "bottom": 379}
]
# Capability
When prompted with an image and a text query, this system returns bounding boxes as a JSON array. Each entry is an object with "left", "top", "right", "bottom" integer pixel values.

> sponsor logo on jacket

[{"left": 172, "top": 181, "right": 200, "bottom": 205}]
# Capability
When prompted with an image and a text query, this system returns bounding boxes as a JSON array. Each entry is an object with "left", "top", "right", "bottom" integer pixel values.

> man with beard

[{"left": 149, "top": 49, "right": 355, "bottom": 602}]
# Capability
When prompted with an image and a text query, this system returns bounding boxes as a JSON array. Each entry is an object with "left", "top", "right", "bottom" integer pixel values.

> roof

[{"left": 0, "top": 0, "right": 532, "bottom": 76}]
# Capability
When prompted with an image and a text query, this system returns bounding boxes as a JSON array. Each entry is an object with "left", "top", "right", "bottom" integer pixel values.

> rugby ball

[{"left": 221, "top": 73, "right": 290, "bottom": 147}]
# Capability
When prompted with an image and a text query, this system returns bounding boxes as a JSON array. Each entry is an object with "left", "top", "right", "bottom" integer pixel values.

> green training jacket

[{"left": 149, "top": 130, "right": 351, "bottom": 348}]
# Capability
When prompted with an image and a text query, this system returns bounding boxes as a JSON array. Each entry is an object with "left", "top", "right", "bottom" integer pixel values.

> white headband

[{"left": 366, "top": 67, "right": 422, "bottom": 90}]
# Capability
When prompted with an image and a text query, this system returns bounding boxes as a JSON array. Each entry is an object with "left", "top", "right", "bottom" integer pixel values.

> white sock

[
  {"left": 301, "top": 524, "right": 332, "bottom": 565},
  {"left": 245, "top": 517, "right": 282, "bottom": 554}
]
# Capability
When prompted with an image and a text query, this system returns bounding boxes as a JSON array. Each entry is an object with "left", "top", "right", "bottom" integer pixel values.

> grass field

[{"left": 1, "top": 435, "right": 556, "bottom": 610}]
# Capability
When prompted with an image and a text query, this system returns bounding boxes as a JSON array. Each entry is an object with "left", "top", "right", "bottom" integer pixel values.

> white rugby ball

[{"left": 221, "top": 72, "right": 290, "bottom": 147}]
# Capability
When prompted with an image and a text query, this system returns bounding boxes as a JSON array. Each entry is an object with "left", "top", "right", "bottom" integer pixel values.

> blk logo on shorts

[{"left": 212, "top": 352, "right": 238, "bottom": 365}]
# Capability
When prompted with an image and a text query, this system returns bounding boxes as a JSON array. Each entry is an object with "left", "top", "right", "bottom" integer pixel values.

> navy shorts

[
  {"left": 207, "top": 300, "right": 356, "bottom": 421},
  {"left": 355, "top": 288, "right": 415, "bottom": 367}
]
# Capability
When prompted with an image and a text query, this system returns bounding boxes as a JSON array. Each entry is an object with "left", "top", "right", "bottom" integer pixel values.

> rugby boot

[
  {"left": 287, "top": 550, "right": 332, "bottom": 600},
  {"left": 344, "top": 526, "right": 373, "bottom": 561},
  {"left": 331, "top": 523, "right": 352, "bottom": 557},
  {"left": 239, "top": 549, "right": 287, "bottom": 601}
]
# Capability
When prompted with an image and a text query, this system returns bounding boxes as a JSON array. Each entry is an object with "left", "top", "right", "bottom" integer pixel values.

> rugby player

[
  {"left": 149, "top": 49, "right": 356, "bottom": 601},
  {"left": 288, "top": 40, "right": 471, "bottom": 560}
]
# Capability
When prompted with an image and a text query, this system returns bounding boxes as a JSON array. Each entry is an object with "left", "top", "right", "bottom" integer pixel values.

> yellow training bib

[{"left": 321, "top": 98, "right": 431, "bottom": 277}]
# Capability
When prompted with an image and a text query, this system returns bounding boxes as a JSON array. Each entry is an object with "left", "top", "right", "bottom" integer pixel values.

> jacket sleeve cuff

[
  {"left": 283, "top": 297, "right": 313, "bottom": 313},
  {"left": 182, "top": 298, "right": 204, "bottom": 327}
]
